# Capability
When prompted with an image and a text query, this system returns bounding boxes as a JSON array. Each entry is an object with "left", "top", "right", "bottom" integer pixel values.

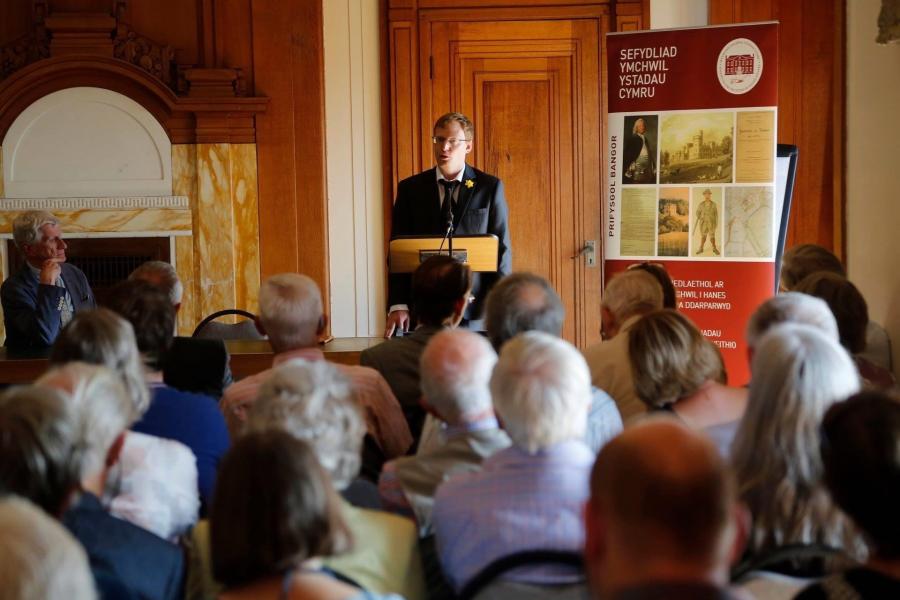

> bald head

[
  {"left": 258, "top": 274, "right": 324, "bottom": 352},
  {"left": 589, "top": 418, "right": 735, "bottom": 564},
  {"left": 420, "top": 329, "right": 497, "bottom": 424}
]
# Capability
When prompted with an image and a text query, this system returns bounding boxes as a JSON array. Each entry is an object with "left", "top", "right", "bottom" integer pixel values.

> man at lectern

[{"left": 385, "top": 112, "right": 512, "bottom": 337}]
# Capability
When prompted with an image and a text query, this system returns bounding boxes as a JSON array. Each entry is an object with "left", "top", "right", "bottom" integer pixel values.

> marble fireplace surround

[{"left": 0, "top": 195, "right": 195, "bottom": 337}]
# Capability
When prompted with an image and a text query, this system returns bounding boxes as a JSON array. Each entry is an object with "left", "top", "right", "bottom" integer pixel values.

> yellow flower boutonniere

[{"left": 464, "top": 179, "right": 475, "bottom": 189}]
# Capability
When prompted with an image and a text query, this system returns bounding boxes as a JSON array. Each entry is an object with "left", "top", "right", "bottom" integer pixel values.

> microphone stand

[
  {"left": 438, "top": 181, "right": 457, "bottom": 258},
  {"left": 439, "top": 207, "right": 454, "bottom": 257}
]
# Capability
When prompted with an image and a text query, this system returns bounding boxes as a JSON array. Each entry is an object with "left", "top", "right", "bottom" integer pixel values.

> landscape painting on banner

[{"left": 605, "top": 22, "right": 779, "bottom": 385}]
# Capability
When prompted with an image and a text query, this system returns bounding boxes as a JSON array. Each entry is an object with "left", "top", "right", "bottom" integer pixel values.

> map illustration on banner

[{"left": 605, "top": 22, "right": 779, "bottom": 385}]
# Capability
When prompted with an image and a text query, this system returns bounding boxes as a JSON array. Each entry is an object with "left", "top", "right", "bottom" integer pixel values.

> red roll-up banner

[{"left": 605, "top": 22, "right": 779, "bottom": 385}]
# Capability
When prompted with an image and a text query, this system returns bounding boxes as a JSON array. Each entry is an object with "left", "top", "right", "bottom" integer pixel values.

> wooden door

[{"left": 421, "top": 11, "right": 607, "bottom": 346}]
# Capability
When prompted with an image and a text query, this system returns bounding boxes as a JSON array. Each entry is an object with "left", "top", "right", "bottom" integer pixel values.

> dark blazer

[
  {"left": 162, "top": 336, "right": 232, "bottom": 399},
  {"left": 388, "top": 165, "right": 512, "bottom": 326},
  {"left": 0, "top": 262, "right": 95, "bottom": 349},
  {"left": 63, "top": 492, "right": 185, "bottom": 600},
  {"left": 360, "top": 325, "right": 443, "bottom": 438}
]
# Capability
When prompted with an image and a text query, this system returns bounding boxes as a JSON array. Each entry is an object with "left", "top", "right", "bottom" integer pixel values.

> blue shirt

[
  {"left": 132, "top": 384, "right": 230, "bottom": 507},
  {"left": 585, "top": 386, "right": 624, "bottom": 453},
  {"left": 432, "top": 439, "right": 594, "bottom": 591}
]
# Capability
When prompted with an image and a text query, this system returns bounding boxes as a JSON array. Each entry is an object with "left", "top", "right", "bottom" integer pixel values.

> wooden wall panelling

[
  {"left": 252, "top": 0, "right": 330, "bottom": 316},
  {"left": 0, "top": 1, "right": 31, "bottom": 45},
  {"left": 613, "top": 0, "right": 647, "bottom": 31},
  {"left": 390, "top": 7, "right": 422, "bottom": 186},
  {"left": 709, "top": 0, "right": 845, "bottom": 257},
  {"left": 212, "top": 0, "right": 254, "bottom": 94},
  {"left": 127, "top": 0, "right": 201, "bottom": 67}
]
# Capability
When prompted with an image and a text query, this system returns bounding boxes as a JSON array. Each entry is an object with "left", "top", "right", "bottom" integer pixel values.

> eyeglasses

[{"left": 432, "top": 136, "right": 469, "bottom": 147}]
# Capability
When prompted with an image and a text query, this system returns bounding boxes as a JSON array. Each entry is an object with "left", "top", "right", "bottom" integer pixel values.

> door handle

[{"left": 571, "top": 240, "right": 596, "bottom": 266}]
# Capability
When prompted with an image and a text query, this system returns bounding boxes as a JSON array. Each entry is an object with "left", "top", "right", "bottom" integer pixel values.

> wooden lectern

[{"left": 388, "top": 234, "right": 500, "bottom": 273}]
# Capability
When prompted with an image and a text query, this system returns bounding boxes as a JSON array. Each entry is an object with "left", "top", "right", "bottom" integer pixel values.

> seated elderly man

[
  {"left": 361, "top": 255, "right": 473, "bottom": 440},
  {"left": 581, "top": 269, "right": 663, "bottom": 422},
  {"left": 481, "top": 272, "right": 622, "bottom": 453},
  {"left": 130, "top": 260, "right": 232, "bottom": 399},
  {"left": 0, "top": 497, "right": 96, "bottom": 600},
  {"left": 189, "top": 360, "right": 425, "bottom": 600},
  {"left": 1, "top": 210, "right": 95, "bottom": 349},
  {"left": 220, "top": 273, "right": 411, "bottom": 473},
  {"left": 585, "top": 418, "right": 746, "bottom": 599},
  {"left": 432, "top": 331, "right": 594, "bottom": 592},
  {"left": 378, "top": 329, "right": 511, "bottom": 534}
]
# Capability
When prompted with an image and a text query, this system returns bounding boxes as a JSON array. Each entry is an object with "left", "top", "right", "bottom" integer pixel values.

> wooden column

[{"left": 252, "top": 0, "right": 330, "bottom": 315}]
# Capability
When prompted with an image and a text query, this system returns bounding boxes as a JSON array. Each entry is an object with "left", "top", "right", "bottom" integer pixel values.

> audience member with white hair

[
  {"left": 378, "top": 329, "right": 510, "bottom": 534},
  {"left": 581, "top": 269, "right": 664, "bottom": 421},
  {"left": 189, "top": 360, "right": 425, "bottom": 600},
  {"left": 130, "top": 260, "right": 233, "bottom": 398},
  {"left": 745, "top": 291, "right": 839, "bottom": 353},
  {"left": 220, "top": 273, "right": 412, "bottom": 475},
  {"left": 477, "top": 272, "right": 622, "bottom": 453},
  {"left": 432, "top": 331, "right": 594, "bottom": 592},
  {"left": 731, "top": 324, "right": 866, "bottom": 574},
  {"left": 36, "top": 362, "right": 186, "bottom": 599},
  {"left": 584, "top": 418, "right": 746, "bottom": 600},
  {"left": 51, "top": 308, "right": 199, "bottom": 540},
  {"left": 0, "top": 496, "right": 97, "bottom": 600},
  {"left": 628, "top": 309, "right": 748, "bottom": 457},
  {"left": 1, "top": 210, "right": 96, "bottom": 349}
]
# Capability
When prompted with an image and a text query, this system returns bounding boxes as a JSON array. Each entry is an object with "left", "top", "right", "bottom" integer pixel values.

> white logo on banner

[{"left": 716, "top": 38, "right": 763, "bottom": 95}]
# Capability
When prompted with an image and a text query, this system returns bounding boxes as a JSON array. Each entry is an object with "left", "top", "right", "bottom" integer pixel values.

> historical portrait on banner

[{"left": 622, "top": 115, "right": 659, "bottom": 185}]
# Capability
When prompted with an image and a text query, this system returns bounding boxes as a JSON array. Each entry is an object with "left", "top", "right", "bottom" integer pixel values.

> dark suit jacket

[
  {"left": 162, "top": 336, "right": 232, "bottom": 399},
  {"left": 0, "top": 262, "right": 95, "bottom": 349},
  {"left": 63, "top": 492, "right": 185, "bottom": 600},
  {"left": 360, "top": 325, "right": 443, "bottom": 438},
  {"left": 388, "top": 165, "right": 512, "bottom": 326}
]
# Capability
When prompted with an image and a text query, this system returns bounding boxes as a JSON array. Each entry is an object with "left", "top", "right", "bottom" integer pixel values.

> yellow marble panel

[
  {"left": 196, "top": 143, "right": 236, "bottom": 318},
  {"left": 175, "top": 235, "right": 197, "bottom": 336},
  {"left": 172, "top": 145, "right": 202, "bottom": 329},
  {"left": 0, "top": 209, "right": 191, "bottom": 234},
  {"left": 172, "top": 143, "right": 261, "bottom": 326},
  {"left": 231, "top": 144, "right": 260, "bottom": 314}
]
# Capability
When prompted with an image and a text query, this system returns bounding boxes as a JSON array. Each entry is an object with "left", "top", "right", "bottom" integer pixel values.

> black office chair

[
  {"left": 192, "top": 309, "right": 265, "bottom": 340},
  {"left": 459, "top": 549, "right": 587, "bottom": 600}
]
